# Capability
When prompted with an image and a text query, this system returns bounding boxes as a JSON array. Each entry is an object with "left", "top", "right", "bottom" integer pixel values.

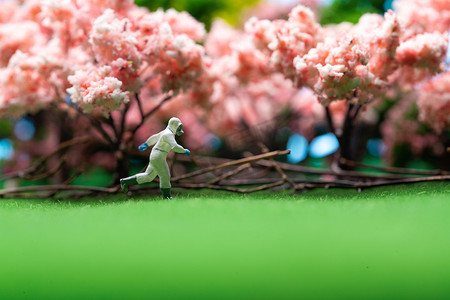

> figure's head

[{"left": 168, "top": 117, "right": 184, "bottom": 136}]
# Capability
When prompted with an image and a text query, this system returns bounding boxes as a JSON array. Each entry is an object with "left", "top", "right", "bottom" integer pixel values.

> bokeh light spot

[
  {"left": 309, "top": 133, "right": 339, "bottom": 158},
  {"left": 0, "top": 139, "right": 14, "bottom": 161},
  {"left": 204, "top": 134, "right": 222, "bottom": 150},
  {"left": 366, "top": 138, "right": 386, "bottom": 157},
  {"left": 384, "top": 0, "right": 394, "bottom": 11},
  {"left": 286, "top": 134, "right": 308, "bottom": 163},
  {"left": 14, "top": 117, "right": 35, "bottom": 141}
]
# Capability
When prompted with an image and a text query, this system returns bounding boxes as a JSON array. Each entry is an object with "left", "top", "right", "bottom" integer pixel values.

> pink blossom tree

[
  {"left": 0, "top": 0, "right": 208, "bottom": 182},
  {"left": 379, "top": 0, "right": 450, "bottom": 167},
  {"left": 176, "top": 18, "right": 326, "bottom": 153},
  {"left": 1, "top": 0, "right": 449, "bottom": 192},
  {"left": 245, "top": 3, "right": 448, "bottom": 167}
]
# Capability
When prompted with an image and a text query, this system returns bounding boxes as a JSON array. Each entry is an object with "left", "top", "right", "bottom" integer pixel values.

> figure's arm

[
  {"left": 166, "top": 134, "right": 190, "bottom": 155},
  {"left": 145, "top": 133, "right": 160, "bottom": 146},
  {"left": 139, "top": 133, "right": 160, "bottom": 152}
]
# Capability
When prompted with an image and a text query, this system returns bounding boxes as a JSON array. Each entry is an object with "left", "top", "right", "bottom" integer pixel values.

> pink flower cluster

[
  {"left": 417, "top": 71, "right": 450, "bottom": 133},
  {"left": 396, "top": 32, "right": 448, "bottom": 72},
  {"left": 0, "top": 50, "right": 67, "bottom": 116},
  {"left": 67, "top": 65, "right": 130, "bottom": 114},
  {"left": 0, "top": 21, "right": 44, "bottom": 66},
  {"left": 356, "top": 11, "right": 400, "bottom": 80},
  {"left": 381, "top": 96, "right": 444, "bottom": 163},
  {"left": 293, "top": 10, "right": 401, "bottom": 105},
  {"left": 142, "top": 8, "right": 206, "bottom": 42},
  {"left": 0, "top": 1, "right": 18, "bottom": 23},
  {"left": 89, "top": 9, "right": 142, "bottom": 92},
  {"left": 133, "top": 8, "right": 207, "bottom": 95},
  {"left": 294, "top": 36, "right": 369, "bottom": 105},
  {"left": 0, "top": 0, "right": 208, "bottom": 116},
  {"left": 394, "top": 0, "right": 450, "bottom": 38},
  {"left": 245, "top": 5, "right": 322, "bottom": 80}
]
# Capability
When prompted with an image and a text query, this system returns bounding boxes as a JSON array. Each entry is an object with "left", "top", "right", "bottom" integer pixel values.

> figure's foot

[
  {"left": 120, "top": 176, "right": 137, "bottom": 194},
  {"left": 161, "top": 188, "right": 173, "bottom": 199},
  {"left": 120, "top": 179, "right": 128, "bottom": 194}
]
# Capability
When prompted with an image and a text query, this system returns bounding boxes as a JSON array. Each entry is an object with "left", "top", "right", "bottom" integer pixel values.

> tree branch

[
  {"left": 73, "top": 107, "right": 116, "bottom": 145},
  {"left": 130, "top": 94, "right": 173, "bottom": 137},
  {"left": 339, "top": 158, "right": 449, "bottom": 176},
  {"left": 325, "top": 106, "right": 336, "bottom": 135},
  {"left": 172, "top": 150, "right": 290, "bottom": 181},
  {"left": 0, "top": 136, "right": 90, "bottom": 181},
  {"left": 0, "top": 184, "right": 119, "bottom": 197},
  {"left": 135, "top": 93, "right": 145, "bottom": 121},
  {"left": 207, "top": 163, "right": 251, "bottom": 185}
]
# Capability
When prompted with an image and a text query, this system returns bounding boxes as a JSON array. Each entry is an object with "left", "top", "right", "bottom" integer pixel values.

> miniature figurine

[{"left": 120, "top": 117, "right": 191, "bottom": 199}]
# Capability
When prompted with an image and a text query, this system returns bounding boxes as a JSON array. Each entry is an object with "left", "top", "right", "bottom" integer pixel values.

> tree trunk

[{"left": 337, "top": 103, "right": 361, "bottom": 170}]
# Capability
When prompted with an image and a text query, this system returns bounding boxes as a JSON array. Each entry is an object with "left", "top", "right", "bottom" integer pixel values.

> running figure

[{"left": 120, "top": 117, "right": 191, "bottom": 199}]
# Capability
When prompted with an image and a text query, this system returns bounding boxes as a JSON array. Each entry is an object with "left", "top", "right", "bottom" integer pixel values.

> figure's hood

[{"left": 167, "top": 117, "right": 182, "bottom": 134}]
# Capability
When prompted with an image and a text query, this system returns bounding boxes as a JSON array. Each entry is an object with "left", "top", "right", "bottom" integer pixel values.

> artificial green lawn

[{"left": 1, "top": 182, "right": 449, "bottom": 300}]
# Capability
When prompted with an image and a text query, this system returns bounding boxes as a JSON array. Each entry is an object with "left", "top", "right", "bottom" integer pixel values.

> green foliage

[
  {"left": 320, "top": 0, "right": 386, "bottom": 25},
  {"left": 134, "top": 0, "right": 259, "bottom": 29}
]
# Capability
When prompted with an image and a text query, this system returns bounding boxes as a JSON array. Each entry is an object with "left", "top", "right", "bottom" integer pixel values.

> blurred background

[{"left": 0, "top": 0, "right": 448, "bottom": 189}]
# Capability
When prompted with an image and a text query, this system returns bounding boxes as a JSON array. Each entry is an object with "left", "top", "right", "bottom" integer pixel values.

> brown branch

[
  {"left": 0, "top": 136, "right": 90, "bottom": 181},
  {"left": 254, "top": 159, "right": 407, "bottom": 180},
  {"left": 130, "top": 94, "right": 173, "bottom": 137},
  {"left": 174, "top": 180, "right": 285, "bottom": 193},
  {"left": 119, "top": 102, "right": 131, "bottom": 142},
  {"left": 75, "top": 108, "right": 116, "bottom": 145},
  {"left": 1, "top": 174, "right": 448, "bottom": 199},
  {"left": 172, "top": 150, "right": 290, "bottom": 181},
  {"left": 352, "top": 174, "right": 450, "bottom": 188},
  {"left": 325, "top": 106, "right": 336, "bottom": 135},
  {"left": 208, "top": 163, "right": 252, "bottom": 185},
  {"left": 23, "top": 155, "right": 67, "bottom": 181},
  {"left": 339, "top": 158, "right": 449, "bottom": 176},
  {"left": 352, "top": 103, "right": 362, "bottom": 121},
  {"left": 0, "top": 184, "right": 119, "bottom": 197},
  {"left": 214, "top": 175, "right": 450, "bottom": 190},
  {"left": 176, "top": 153, "right": 407, "bottom": 180},
  {"left": 135, "top": 93, "right": 145, "bottom": 121},
  {"left": 63, "top": 167, "right": 86, "bottom": 185},
  {"left": 258, "top": 143, "right": 298, "bottom": 190},
  {"left": 107, "top": 114, "right": 120, "bottom": 143}
]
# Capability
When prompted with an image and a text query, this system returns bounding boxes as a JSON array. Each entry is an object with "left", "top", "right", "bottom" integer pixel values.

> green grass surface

[{"left": 1, "top": 182, "right": 449, "bottom": 299}]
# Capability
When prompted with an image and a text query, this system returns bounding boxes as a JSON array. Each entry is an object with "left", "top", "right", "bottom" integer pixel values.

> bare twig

[
  {"left": 74, "top": 107, "right": 116, "bottom": 145},
  {"left": 254, "top": 159, "right": 407, "bottom": 180},
  {"left": 0, "top": 185, "right": 119, "bottom": 197},
  {"left": 0, "top": 136, "right": 90, "bottom": 181},
  {"left": 177, "top": 154, "right": 405, "bottom": 180},
  {"left": 174, "top": 180, "right": 285, "bottom": 193},
  {"left": 119, "top": 102, "right": 131, "bottom": 142},
  {"left": 339, "top": 158, "right": 449, "bottom": 176},
  {"left": 135, "top": 93, "right": 145, "bottom": 121},
  {"left": 208, "top": 163, "right": 251, "bottom": 185},
  {"left": 258, "top": 143, "right": 298, "bottom": 190},
  {"left": 23, "top": 155, "right": 67, "bottom": 181},
  {"left": 107, "top": 114, "right": 119, "bottom": 143},
  {"left": 130, "top": 94, "right": 173, "bottom": 137},
  {"left": 172, "top": 150, "right": 290, "bottom": 181},
  {"left": 63, "top": 167, "right": 86, "bottom": 185},
  {"left": 325, "top": 106, "right": 336, "bottom": 135},
  {"left": 205, "top": 175, "right": 450, "bottom": 190},
  {"left": 352, "top": 174, "right": 450, "bottom": 188}
]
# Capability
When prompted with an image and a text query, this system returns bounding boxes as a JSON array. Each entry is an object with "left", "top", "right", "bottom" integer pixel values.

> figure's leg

[
  {"left": 120, "top": 175, "right": 137, "bottom": 194},
  {"left": 120, "top": 163, "right": 157, "bottom": 194},
  {"left": 152, "top": 158, "right": 172, "bottom": 199},
  {"left": 136, "top": 164, "right": 158, "bottom": 184}
]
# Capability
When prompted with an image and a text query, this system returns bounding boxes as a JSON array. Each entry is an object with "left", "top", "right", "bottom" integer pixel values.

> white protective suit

[{"left": 135, "top": 117, "right": 187, "bottom": 189}]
